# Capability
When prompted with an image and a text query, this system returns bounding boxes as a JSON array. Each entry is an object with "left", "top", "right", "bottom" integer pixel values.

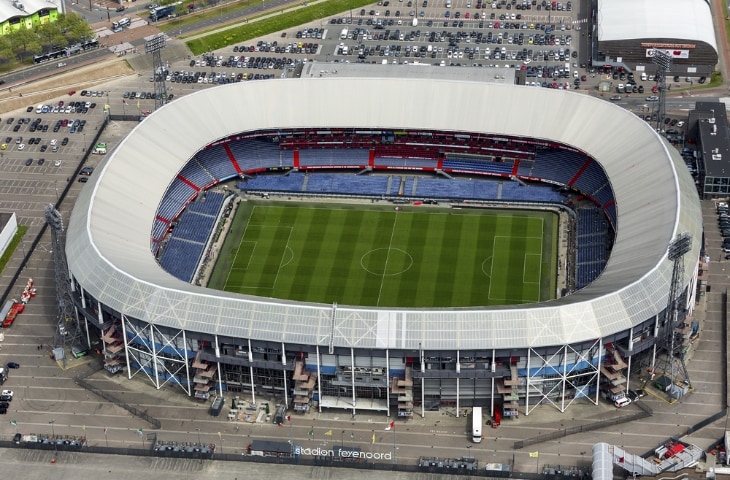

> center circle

[{"left": 361, "top": 248, "right": 414, "bottom": 276}]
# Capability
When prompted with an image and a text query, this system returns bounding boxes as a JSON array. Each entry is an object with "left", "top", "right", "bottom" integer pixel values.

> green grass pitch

[{"left": 207, "top": 201, "right": 558, "bottom": 308}]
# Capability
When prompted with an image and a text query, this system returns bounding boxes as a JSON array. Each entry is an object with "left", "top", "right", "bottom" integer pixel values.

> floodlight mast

[
  {"left": 45, "top": 205, "right": 85, "bottom": 359},
  {"left": 145, "top": 34, "right": 168, "bottom": 111},
  {"left": 651, "top": 49, "right": 671, "bottom": 132},
  {"left": 653, "top": 232, "right": 692, "bottom": 400}
]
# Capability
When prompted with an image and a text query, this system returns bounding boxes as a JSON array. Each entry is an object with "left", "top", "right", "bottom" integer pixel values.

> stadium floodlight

[
  {"left": 144, "top": 34, "right": 168, "bottom": 111},
  {"left": 651, "top": 49, "right": 672, "bottom": 71},
  {"left": 144, "top": 33, "right": 167, "bottom": 54},
  {"left": 651, "top": 49, "right": 672, "bottom": 132}
]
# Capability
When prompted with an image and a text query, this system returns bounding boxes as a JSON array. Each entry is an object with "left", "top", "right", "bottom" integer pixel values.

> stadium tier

[{"left": 66, "top": 78, "right": 701, "bottom": 417}]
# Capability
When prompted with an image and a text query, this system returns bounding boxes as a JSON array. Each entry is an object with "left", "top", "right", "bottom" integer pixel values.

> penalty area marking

[
  {"left": 488, "top": 235, "right": 544, "bottom": 303},
  {"left": 227, "top": 225, "right": 294, "bottom": 291}
]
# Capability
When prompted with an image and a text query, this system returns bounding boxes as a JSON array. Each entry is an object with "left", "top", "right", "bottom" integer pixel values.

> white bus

[{"left": 472, "top": 406, "right": 483, "bottom": 443}]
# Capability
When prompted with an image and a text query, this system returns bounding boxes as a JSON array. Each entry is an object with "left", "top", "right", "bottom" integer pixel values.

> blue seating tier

[
  {"left": 304, "top": 174, "right": 390, "bottom": 195},
  {"left": 198, "top": 145, "right": 239, "bottom": 181},
  {"left": 574, "top": 208, "right": 610, "bottom": 290},
  {"left": 179, "top": 160, "right": 215, "bottom": 189},
  {"left": 159, "top": 237, "right": 205, "bottom": 283},
  {"left": 152, "top": 218, "right": 168, "bottom": 241},
  {"left": 298, "top": 148, "right": 369, "bottom": 167},
  {"left": 239, "top": 172, "right": 305, "bottom": 192},
  {"left": 228, "top": 138, "right": 293, "bottom": 171},
  {"left": 375, "top": 157, "right": 438, "bottom": 169},
  {"left": 187, "top": 191, "right": 226, "bottom": 216},
  {"left": 531, "top": 149, "right": 585, "bottom": 185},
  {"left": 499, "top": 182, "right": 564, "bottom": 203},
  {"left": 157, "top": 179, "right": 198, "bottom": 221},
  {"left": 442, "top": 158, "right": 514, "bottom": 175}
]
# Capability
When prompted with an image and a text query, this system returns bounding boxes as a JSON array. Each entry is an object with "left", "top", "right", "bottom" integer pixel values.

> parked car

[
  {"left": 627, "top": 389, "right": 645, "bottom": 401},
  {"left": 6, "top": 362, "right": 19, "bottom": 369},
  {"left": 614, "top": 396, "right": 631, "bottom": 408}
]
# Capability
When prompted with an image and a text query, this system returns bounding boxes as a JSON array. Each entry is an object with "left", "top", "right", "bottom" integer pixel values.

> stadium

[{"left": 65, "top": 77, "right": 702, "bottom": 420}]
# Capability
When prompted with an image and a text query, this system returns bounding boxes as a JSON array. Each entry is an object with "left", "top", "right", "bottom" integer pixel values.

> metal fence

[
  {"left": 514, "top": 407, "right": 651, "bottom": 450},
  {"left": 0, "top": 438, "right": 542, "bottom": 478}
]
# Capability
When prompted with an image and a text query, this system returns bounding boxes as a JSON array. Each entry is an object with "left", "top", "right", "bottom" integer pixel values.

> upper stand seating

[
  {"left": 530, "top": 149, "right": 585, "bottom": 185},
  {"left": 228, "top": 138, "right": 294, "bottom": 171},
  {"left": 442, "top": 157, "right": 514, "bottom": 175},
  {"left": 197, "top": 145, "right": 239, "bottom": 181},
  {"left": 157, "top": 179, "right": 198, "bottom": 221},
  {"left": 298, "top": 148, "right": 370, "bottom": 167},
  {"left": 179, "top": 160, "right": 216, "bottom": 189}
]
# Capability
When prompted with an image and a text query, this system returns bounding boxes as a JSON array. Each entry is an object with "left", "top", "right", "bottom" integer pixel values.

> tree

[
  {"left": 0, "top": 36, "right": 13, "bottom": 66},
  {"left": 9, "top": 28, "right": 42, "bottom": 61}
]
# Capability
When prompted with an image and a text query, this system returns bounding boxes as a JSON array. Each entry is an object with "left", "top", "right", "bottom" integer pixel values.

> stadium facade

[
  {"left": 595, "top": 0, "right": 717, "bottom": 76},
  {"left": 0, "top": 0, "right": 59, "bottom": 36},
  {"left": 65, "top": 78, "right": 702, "bottom": 420}
]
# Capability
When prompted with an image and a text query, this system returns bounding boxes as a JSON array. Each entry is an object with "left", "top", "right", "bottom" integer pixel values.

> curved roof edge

[{"left": 66, "top": 77, "right": 702, "bottom": 350}]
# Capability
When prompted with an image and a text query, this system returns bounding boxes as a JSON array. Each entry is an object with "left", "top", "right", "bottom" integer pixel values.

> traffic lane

[{"left": 0, "top": 48, "right": 115, "bottom": 91}]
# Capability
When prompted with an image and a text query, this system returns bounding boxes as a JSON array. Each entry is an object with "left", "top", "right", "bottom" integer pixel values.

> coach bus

[
  {"left": 149, "top": 2, "right": 181, "bottom": 21},
  {"left": 472, "top": 407, "right": 482, "bottom": 443}
]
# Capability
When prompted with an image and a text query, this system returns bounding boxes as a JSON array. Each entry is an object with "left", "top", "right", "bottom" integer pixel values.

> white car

[
  {"left": 646, "top": 95, "right": 659, "bottom": 101},
  {"left": 50, "top": 138, "right": 57, "bottom": 146},
  {"left": 54, "top": 159, "right": 62, "bottom": 167},
  {"left": 17, "top": 143, "right": 25, "bottom": 150},
  {"left": 1, "top": 390, "right": 13, "bottom": 397},
  {"left": 676, "top": 121, "right": 685, "bottom": 128},
  {"left": 614, "top": 396, "right": 631, "bottom": 408}
]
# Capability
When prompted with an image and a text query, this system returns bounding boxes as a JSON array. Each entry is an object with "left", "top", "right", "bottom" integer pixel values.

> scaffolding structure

[{"left": 46, "top": 205, "right": 85, "bottom": 353}]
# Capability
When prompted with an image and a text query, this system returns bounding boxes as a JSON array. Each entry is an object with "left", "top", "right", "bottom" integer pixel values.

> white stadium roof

[
  {"left": 597, "top": 0, "right": 717, "bottom": 51},
  {"left": 66, "top": 77, "right": 702, "bottom": 351}
]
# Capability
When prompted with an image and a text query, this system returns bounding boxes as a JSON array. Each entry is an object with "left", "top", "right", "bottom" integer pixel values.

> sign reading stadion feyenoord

[{"left": 294, "top": 446, "right": 393, "bottom": 460}]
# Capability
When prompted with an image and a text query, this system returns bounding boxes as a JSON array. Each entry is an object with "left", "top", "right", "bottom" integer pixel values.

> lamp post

[
  {"left": 49, "top": 419, "right": 57, "bottom": 455},
  {"left": 195, "top": 427, "right": 202, "bottom": 464}
]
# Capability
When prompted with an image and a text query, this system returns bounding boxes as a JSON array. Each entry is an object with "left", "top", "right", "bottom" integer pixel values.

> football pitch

[{"left": 207, "top": 201, "right": 558, "bottom": 308}]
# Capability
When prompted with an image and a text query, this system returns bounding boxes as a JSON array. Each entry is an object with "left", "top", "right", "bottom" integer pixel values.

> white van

[{"left": 640, "top": 72, "right": 647, "bottom": 81}]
